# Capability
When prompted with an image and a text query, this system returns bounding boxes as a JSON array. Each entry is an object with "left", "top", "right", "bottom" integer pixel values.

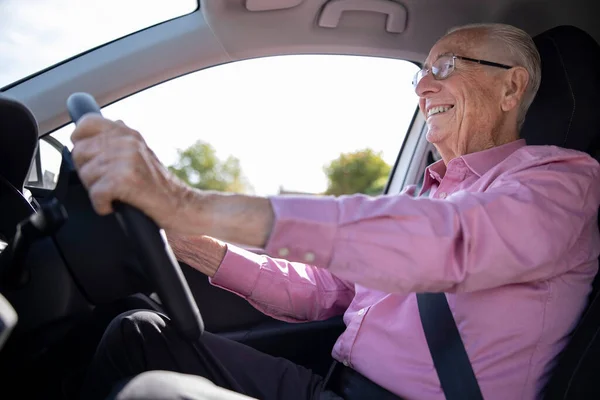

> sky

[{"left": 1, "top": 0, "right": 420, "bottom": 196}]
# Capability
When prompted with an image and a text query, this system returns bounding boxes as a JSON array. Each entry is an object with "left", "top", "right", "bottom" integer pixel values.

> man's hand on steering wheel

[{"left": 70, "top": 114, "right": 190, "bottom": 232}]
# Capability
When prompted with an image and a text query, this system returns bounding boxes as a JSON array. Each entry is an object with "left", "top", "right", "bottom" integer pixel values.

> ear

[{"left": 500, "top": 67, "right": 529, "bottom": 112}]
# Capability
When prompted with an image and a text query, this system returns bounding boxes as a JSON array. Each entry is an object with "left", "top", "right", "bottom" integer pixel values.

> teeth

[{"left": 428, "top": 105, "right": 453, "bottom": 117}]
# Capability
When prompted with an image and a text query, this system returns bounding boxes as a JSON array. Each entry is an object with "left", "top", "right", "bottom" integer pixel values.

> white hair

[{"left": 446, "top": 23, "right": 542, "bottom": 130}]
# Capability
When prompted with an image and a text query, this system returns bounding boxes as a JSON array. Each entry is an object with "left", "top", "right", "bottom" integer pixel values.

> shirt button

[
  {"left": 304, "top": 252, "right": 315, "bottom": 263},
  {"left": 342, "top": 360, "right": 349, "bottom": 367},
  {"left": 278, "top": 248, "right": 290, "bottom": 257},
  {"left": 357, "top": 308, "right": 366, "bottom": 316},
  {"left": 438, "top": 191, "right": 447, "bottom": 199}
]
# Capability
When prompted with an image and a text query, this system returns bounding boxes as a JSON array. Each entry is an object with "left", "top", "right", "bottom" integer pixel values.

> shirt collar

[
  {"left": 420, "top": 160, "right": 446, "bottom": 196},
  {"left": 419, "top": 139, "right": 527, "bottom": 195}
]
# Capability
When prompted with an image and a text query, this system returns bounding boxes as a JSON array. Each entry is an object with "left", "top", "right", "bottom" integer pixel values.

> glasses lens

[
  {"left": 412, "top": 69, "right": 426, "bottom": 88},
  {"left": 432, "top": 56, "right": 454, "bottom": 80},
  {"left": 412, "top": 70, "right": 420, "bottom": 88},
  {"left": 414, "top": 55, "right": 455, "bottom": 89}
]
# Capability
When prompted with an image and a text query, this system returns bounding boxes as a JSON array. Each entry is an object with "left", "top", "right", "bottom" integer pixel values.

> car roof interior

[
  {"left": 3, "top": 0, "right": 600, "bottom": 135},
  {"left": 1, "top": 1, "right": 600, "bottom": 399}
]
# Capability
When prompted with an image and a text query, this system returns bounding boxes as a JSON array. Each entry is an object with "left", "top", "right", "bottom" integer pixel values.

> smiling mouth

[{"left": 427, "top": 105, "right": 454, "bottom": 118}]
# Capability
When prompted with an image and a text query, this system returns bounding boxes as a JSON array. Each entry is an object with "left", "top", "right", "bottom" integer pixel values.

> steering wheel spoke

[{"left": 64, "top": 92, "right": 204, "bottom": 340}]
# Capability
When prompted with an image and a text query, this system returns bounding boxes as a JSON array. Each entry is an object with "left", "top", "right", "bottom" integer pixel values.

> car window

[
  {"left": 0, "top": 0, "right": 197, "bottom": 88},
  {"left": 46, "top": 55, "right": 419, "bottom": 197},
  {"left": 26, "top": 138, "right": 63, "bottom": 190}
]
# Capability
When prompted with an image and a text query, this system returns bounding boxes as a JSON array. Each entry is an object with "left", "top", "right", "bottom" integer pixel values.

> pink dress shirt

[{"left": 211, "top": 139, "right": 600, "bottom": 400}]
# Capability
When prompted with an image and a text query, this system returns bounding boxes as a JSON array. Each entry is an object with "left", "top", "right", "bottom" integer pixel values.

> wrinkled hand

[{"left": 70, "top": 115, "right": 189, "bottom": 230}]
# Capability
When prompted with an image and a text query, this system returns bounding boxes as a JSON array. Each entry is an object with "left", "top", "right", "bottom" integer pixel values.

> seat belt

[{"left": 416, "top": 292, "right": 484, "bottom": 400}]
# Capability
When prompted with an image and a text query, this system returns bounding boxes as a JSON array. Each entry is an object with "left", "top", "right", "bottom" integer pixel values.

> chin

[{"left": 425, "top": 126, "right": 449, "bottom": 144}]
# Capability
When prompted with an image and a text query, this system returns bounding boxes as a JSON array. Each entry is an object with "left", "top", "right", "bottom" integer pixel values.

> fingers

[
  {"left": 87, "top": 170, "right": 121, "bottom": 215},
  {"left": 76, "top": 139, "right": 148, "bottom": 215},
  {"left": 76, "top": 144, "right": 138, "bottom": 190},
  {"left": 71, "top": 116, "right": 144, "bottom": 168},
  {"left": 71, "top": 114, "right": 110, "bottom": 141},
  {"left": 71, "top": 116, "right": 142, "bottom": 157},
  {"left": 69, "top": 114, "right": 186, "bottom": 228},
  {"left": 71, "top": 115, "right": 148, "bottom": 215},
  {"left": 87, "top": 171, "right": 134, "bottom": 216},
  {"left": 73, "top": 132, "right": 141, "bottom": 170}
]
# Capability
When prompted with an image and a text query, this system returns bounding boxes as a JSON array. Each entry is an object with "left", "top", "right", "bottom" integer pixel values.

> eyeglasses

[{"left": 412, "top": 54, "right": 513, "bottom": 89}]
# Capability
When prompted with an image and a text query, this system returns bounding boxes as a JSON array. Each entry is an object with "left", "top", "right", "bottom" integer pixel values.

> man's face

[{"left": 416, "top": 31, "right": 509, "bottom": 153}]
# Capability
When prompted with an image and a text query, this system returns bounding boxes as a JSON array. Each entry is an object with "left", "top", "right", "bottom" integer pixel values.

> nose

[
  {"left": 416, "top": 73, "right": 441, "bottom": 115},
  {"left": 415, "top": 73, "right": 442, "bottom": 116},
  {"left": 415, "top": 71, "right": 441, "bottom": 98}
]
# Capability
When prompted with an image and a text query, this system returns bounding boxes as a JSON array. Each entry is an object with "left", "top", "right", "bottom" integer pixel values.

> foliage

[
  {"left": 323, "top": 148, "right": 391, "bottom": 196},
  {"left": 168, "top": 140, "right": 252, "bottom": 193}
]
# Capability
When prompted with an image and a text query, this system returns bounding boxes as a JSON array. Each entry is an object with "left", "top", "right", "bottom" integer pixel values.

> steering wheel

[{"left": 65, "top": 92, "right": 204, "bottom": 340}]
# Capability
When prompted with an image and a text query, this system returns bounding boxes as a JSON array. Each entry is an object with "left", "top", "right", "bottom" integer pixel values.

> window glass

[
  {"left": 49, "top": 55, "right": 419, "bottom": 196},
  {"left": 26, "top": 138, "right": 63, "bottom": 190},
  {"left": 0, "top": 0, "right": 197, "bottom": 87}
]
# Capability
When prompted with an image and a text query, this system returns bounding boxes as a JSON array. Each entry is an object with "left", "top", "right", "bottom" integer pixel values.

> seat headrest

[
  {"left": 521, "top": 25, "right": 600, "bottom": 158},
  {"left": 0, "top": 94, "right": 38, "bottom": 190}
]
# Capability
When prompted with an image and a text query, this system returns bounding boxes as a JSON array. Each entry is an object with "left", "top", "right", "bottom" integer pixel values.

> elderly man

[{"left": 76, "top": 23, "right": 600, "bottom": 400}]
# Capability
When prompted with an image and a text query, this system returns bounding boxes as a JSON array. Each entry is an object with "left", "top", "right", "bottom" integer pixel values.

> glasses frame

[{"left": 412, "top": 54, "right": 513, "bottom": 89}]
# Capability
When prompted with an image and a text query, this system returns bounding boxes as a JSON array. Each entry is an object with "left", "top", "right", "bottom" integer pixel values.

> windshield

[{"left": 0, "top": 0, "right": 197, "bottom": 88}]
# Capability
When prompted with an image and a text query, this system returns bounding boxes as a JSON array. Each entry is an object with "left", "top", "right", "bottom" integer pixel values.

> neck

[{"left": 435, "top": 126, "right": 519, "bottom": 165}]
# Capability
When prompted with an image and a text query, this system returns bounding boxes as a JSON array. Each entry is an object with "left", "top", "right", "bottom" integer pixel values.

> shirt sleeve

[
  {"left": 209, "top": 244, "right": 355, "bottom": 322},
  {"left": 264, "top": 163, "right": 600, "bottom": 294}
]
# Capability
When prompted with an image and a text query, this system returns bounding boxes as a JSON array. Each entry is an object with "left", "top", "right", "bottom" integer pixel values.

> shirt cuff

[
  {"left": 209, "top": 244, "right": 263, "bottom": 297},
  {"left": 265, "top": 195, "right": 339, "bottom": 267}
]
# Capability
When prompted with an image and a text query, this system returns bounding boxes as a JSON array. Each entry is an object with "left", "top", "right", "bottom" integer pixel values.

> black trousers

[{"left": 80, "top": 310, "right": 342, "bottom": 400}]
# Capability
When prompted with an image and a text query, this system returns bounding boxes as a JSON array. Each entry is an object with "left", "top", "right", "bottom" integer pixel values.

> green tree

[
  {"left": 323, "top": 148, "right": 391, "bottom": 196},
  {"left": 168, "top": 140, "right": 253, "bottom": 193}
]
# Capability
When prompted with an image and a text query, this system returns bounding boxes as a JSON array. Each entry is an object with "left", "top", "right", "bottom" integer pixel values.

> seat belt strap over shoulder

[
  {"left": 416, "top": 292, "right": 484, "bottom": 400},
  {"left": 413, "top": 184, "right": 483, "bottom": 399}
]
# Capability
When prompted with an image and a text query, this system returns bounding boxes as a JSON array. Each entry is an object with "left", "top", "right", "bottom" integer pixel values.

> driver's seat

[
  {"left": 0, "top": 95, "right": 37, "bottom": 240},
  {"left": 518, "top": 25, "right": 600, "bottom": 399}
]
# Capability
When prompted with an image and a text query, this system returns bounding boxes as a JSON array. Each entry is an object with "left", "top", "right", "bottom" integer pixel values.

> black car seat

[
  {"left": 0, "top": 95, "right": 37, "bottom": 240},
  {"left": 0, "top": 95, "right": 38, "bottom": 192},
  {"left": 518, "top": 26, "right": 600, "bottom": 399}
]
